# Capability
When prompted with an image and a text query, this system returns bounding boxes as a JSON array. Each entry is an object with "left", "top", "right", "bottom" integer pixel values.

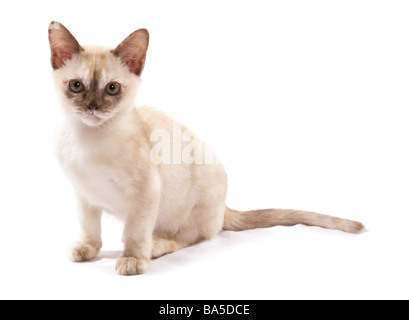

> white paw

[
  {"left": 116, "top": 257, "right": 149, "bottom": 275},
  {"left": 68, "top": 241, "right": 100, "bottom": 262},
  {"left": 151, "top": 238, "right": 177, "bottom": 259}
]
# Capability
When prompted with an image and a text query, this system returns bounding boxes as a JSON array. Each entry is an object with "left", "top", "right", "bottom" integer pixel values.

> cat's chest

[
  {"left": 70, "top": 162, "right": 126, "bottom": 216},
  {"left": 55, "top": 131, "right": 127, "bottom": 216}
]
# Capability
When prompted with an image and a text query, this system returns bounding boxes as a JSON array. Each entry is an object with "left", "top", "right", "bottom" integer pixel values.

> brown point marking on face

[
  {"left": 64, "top": 51, "right": 123, "bottom": 115},
  {"left": 65, "top": 81, "right": 123, "bottom": 114}
]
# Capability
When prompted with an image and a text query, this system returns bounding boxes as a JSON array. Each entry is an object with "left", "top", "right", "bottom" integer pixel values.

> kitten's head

[{"left": 48, "top": 21, "right": 149, "bottom": 127}]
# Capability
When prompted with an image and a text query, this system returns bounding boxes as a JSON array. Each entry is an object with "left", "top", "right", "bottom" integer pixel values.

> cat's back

[{"left": 137, "top": 106, "right": 188, "bottom": 135}]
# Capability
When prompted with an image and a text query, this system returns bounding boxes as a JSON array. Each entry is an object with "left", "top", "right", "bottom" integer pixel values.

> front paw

[
  {"left": 116, "top": 257, "right": 149, "bottom": 275},
  {"left": 68, "top": 241, "right": 101, "bottom": 262}
]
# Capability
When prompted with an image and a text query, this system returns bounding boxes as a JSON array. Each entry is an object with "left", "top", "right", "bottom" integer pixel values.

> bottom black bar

[{"left": 148, "top": 301, "right": 262, "bottom": 318}]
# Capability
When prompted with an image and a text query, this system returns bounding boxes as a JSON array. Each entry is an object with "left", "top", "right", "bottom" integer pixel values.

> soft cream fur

[{"left": 50, "top": 22, "right": 364, "bottom": 276}]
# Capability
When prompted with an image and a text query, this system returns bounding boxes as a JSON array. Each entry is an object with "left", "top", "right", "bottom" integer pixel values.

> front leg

[
  {"left": 69, "top": 195, "right": 102, "bottom": 262},
  {"left": 116, "top": 174, "right": 160, "bottom": 276},
  {"left": 116, "top": 213, "right": 154, "bottom": 275}
]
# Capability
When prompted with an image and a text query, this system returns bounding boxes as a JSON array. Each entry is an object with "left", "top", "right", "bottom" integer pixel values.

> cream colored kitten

[{"left": 49, "top": 22, "right": 364, "bottom": 276}]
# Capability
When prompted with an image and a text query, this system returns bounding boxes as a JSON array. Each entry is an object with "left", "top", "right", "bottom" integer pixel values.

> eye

[
  {"left": 69, "top": 80, "right": 84, "bottom": 93},
  {"left": 105, "top": 82, "right": 121, "bottom": 95}
]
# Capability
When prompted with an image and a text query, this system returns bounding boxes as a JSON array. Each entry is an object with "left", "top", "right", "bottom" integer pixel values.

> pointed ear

[
  {"left": 48, "top": 21, "right": 82, "bottom": 70},
  {"left": 113, "top": 29, "right": 149, "bottom": 76}
]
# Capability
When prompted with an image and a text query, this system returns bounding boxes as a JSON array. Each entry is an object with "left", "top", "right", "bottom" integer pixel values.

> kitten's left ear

[
  {"left": 48, "top": 21, "right": 82, "bottom": 70},
  {"left": 113, "top": 29, "right": 149, "bottom": 76}
]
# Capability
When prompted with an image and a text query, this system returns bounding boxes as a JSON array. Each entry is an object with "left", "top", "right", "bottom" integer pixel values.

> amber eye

[
  {"left": 105, "top": 82, "right": 121, "bottom": 95},
  {"left": 69, "top": 80, "right": 84, "bottom": 93}
]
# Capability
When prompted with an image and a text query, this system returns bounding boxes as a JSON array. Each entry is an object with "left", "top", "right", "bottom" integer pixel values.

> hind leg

[
  {"left": 152, "top": 201, "right": 226, "bottom": 258},
  {"left": 152, "top": 234, "right": 188, "bottom": 259}
]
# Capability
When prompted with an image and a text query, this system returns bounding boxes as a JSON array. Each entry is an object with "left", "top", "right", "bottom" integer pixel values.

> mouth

[
  {"left": 81, "top": 110, "right": 104, "bottom": 126},
  {"left": 86, "top": 111, "right": 99, "bottom": 119}
]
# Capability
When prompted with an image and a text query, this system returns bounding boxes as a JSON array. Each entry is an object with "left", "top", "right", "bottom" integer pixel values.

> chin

[{"left": 80, "top": 114, "right": 107, "bottom": 127}]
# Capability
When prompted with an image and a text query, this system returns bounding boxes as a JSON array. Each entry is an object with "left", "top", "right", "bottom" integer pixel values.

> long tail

[{"left": 223, "top": 207, "right": 365, "bottom": 234}]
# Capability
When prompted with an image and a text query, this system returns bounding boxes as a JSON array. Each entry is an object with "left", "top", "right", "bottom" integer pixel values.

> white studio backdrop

[{"left": 0, "top": 0, "right": 408, "bottom": 299}]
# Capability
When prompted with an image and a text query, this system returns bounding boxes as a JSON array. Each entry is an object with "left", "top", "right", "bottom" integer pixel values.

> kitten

[{"left": 48, "top": 21, "right": 364, "bottom": 276}]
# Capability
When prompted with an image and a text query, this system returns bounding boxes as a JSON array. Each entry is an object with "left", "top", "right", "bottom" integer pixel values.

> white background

[{"left": 0, "top": 0, "right": 408, "bottom": 300}]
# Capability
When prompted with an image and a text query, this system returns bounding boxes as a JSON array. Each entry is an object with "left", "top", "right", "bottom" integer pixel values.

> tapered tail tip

[{"left": 345, "top": 221, "right": 366, "bottom": 234}]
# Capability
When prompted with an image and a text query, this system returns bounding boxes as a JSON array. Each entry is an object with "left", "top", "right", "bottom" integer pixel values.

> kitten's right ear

[{"left": 48, "top": 21, "right": 82, "bottom": 70}]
